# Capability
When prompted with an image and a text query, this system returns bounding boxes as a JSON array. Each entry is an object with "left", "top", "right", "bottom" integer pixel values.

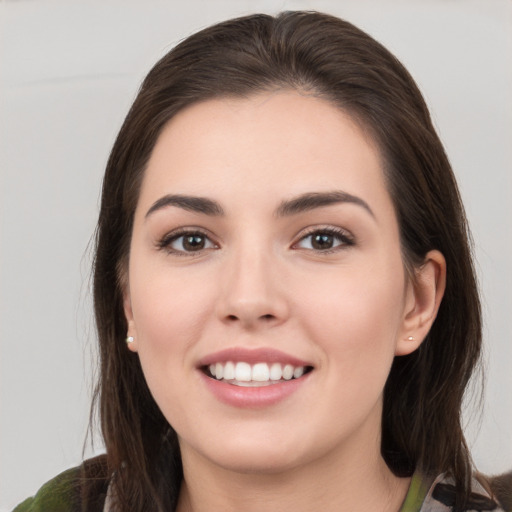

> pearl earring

[{"left": 126, "top": 336, "right": 134, "bottom": 344}]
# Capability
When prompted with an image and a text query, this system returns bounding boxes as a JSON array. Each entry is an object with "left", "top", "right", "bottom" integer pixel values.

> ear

[
  {"left": 123, "top": 288, "right": 139, "bottom": 353},
  {"left": 395, "top": 250, "right": 446, "bottom": 356}
]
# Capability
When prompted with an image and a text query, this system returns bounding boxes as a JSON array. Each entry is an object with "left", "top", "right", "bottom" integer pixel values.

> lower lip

[{"left": 200, "top": 371, "right": 311, "bottom": 408}]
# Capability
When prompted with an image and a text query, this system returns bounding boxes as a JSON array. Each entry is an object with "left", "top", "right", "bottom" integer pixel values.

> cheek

[
  {"left": 295, "top": 262, "right": 406, "bottom": 378},
  {"left": 128, "top": 269, "right": 217, "bottom": 425},
  {"left": 128, "top": 264, "right": 216, "bottom": 375}
]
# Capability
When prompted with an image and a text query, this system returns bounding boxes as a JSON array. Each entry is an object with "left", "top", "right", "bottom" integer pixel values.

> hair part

[{"left": 92, "top": 11, "right": 482, "bottom": 511}]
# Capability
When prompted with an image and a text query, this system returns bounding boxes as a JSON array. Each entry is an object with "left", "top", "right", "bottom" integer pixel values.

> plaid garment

[
  {"left": 14, "top": 457, "right": 507, "bottom": 512},
  {"left": 402, "top": 472, "right": 507, "bottom": 512}
]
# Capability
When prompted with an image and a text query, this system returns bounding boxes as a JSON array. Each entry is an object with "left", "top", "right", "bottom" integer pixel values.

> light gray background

[{"left": 1, "top": 0, "right": 511, "bottom": 509}]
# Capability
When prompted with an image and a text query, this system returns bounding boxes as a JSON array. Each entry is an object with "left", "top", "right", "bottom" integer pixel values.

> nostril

[{"left": 225, "top": 313, "right": 276, "bottom": 322}]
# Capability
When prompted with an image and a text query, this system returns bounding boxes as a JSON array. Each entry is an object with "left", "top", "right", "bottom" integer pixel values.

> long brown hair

[{"left": 92, "top": 11, "right": 482, "bottom": 511}]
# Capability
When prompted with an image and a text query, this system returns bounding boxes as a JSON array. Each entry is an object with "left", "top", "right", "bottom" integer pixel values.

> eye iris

[
  {"left": 183, "top": 235, "right": 205, "bottom": 251},
  {"left": 312, "top": 233, "right": 334, "bottom": 250}
]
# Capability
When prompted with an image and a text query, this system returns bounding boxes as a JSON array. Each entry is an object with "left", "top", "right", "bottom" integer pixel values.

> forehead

[{"left": 138, "top": 91, "right": 391, "bottom": 215}]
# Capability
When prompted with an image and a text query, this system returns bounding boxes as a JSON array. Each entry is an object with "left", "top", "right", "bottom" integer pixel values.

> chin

[
  {"left": 208, "top": 448, "right": 305, "bottom": 475},
  {"left": 193, "top": 426, "right": 335, "bottom": 476},
  {"left": 178, "top": 427, "right": 307, "bottom": 475}
]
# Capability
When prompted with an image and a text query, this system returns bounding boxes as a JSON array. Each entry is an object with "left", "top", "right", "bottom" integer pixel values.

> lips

[
  {"left": 198, "top": 347, "right": 311, "bottom": 367},
  {"left": 197, "top": 347, "right": 314, "bottom": 407}
]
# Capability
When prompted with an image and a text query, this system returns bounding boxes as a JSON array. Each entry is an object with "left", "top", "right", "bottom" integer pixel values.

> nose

[{"left": 216, "top": 246, "right": 289, "bottom": 330}]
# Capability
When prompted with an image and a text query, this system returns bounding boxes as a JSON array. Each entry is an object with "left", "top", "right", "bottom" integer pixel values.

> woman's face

[{"left": 124, "top": 91, "right": 422, "bottom": 474}]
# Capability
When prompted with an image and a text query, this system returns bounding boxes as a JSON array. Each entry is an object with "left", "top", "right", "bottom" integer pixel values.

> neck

[{"left": 175, "top": 426, "right": 410, "bottom": 512}]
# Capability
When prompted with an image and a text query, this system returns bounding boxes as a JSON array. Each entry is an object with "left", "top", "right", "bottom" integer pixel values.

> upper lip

[{"left": 197, "top": 347, "right": 312, "bottom": 368}]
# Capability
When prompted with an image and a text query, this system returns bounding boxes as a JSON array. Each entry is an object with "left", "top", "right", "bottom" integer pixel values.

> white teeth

[
  {"left": 282, "top": 364, "right": 294, "bottom": 380},
  {"left": 235, "top": 362, "right": 252, "bottom": 382},
  {"left": 231, "top": 380, "right": 275, "bottom": 387},
  {"left": 208, "top": 361, "right": 308, "bottom": 383},
  {"left": 269, "top": 362, "right": 282, "bottom": 381},
  {"left": 293, "top": 366, "right": 304, "bottom": 379},
  {"left": 252, "top": 363, "right": 270, "bottom": 381},
  {"left": 223, "top": 361, "right": 235, "bottom": 380}
]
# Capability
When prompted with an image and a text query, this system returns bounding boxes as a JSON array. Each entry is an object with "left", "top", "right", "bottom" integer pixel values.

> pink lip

[
  {"left": 197, "top": 347, "right": 313, "bottom": 409},
  {"left": 197, "top": 347, "right": 311, "bottom": 367},
  {"left": 199, "top": 370, "right": 311, "bottom": 409}
]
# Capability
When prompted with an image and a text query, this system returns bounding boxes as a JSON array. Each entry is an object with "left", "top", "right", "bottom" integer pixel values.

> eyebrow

[
  {"left": 275, "top": 191, "right": 375, "bottom": 218},
  {"left": 145, "top": 194, "right": 225, "bottom": 218},
  {"left": 145, "top": 190, "right": 374, "bottom": 220}
]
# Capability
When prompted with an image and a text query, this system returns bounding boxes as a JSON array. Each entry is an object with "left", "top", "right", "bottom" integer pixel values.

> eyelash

[
  {"left": 293, "top": 226, "right": 355, "bottom": 253},
  {"left": 156, "top": 226, "right": 355, "bottom": 256},
  {"left": 156, "top": 228, "right": 217, "bottom": 256}
]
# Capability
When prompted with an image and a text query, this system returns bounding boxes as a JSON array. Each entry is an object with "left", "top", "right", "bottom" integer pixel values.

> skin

[{"left": 123, "top": 91, "right": 446, "bottom": 512}]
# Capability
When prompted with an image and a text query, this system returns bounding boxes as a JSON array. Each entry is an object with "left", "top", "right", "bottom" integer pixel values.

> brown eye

[
  {"left": 311, "top": 233, "right": 335, "bottom": 250},
  {"left": 295, "top": 228, "right": 353, "bottom": 252},
  {"left": 182, "top": 234, "right": 206, "bottom": 251},
  {"left": 161, "top": 231, "right": 217, "bottom": 254}
]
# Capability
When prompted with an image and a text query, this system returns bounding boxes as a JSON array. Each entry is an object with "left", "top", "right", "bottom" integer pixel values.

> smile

[
  {"left": 206, "top": 361, "right": 312, "bottom": 386},
  {"left": 198, "top": 348, "right": 314, "bottom": 407}
]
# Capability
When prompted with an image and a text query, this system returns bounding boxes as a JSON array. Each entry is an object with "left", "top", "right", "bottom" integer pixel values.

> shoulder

[
  {"left": 13, "top": 455, "right": 110, "bottom": 512},
  {"left": 485, "top": 471, "right": 512, "bottom": 512},
  {"left": 410, "top": 471, "right": 511, "bottom": 512}
]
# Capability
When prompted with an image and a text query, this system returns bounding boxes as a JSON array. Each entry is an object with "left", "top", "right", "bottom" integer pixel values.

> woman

[{"left": 14, "top": 11, "right": 509, "bottom": 512}]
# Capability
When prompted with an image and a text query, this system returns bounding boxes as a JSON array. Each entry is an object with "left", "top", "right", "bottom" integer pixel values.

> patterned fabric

[
  {"left": 14, "top": 457, "right": 507, "bottom": 512},
  {"left": 402, "top": 472, "right": 506, "bottom": 512}
]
